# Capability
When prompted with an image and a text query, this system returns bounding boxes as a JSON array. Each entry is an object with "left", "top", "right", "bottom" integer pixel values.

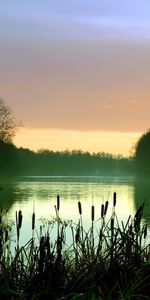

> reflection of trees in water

[
  {"left": 134, "top": 178, "right": 150, "bottom": 224},
  {"left": 0, "top": 183, "right": 18, "bottom": 210}
]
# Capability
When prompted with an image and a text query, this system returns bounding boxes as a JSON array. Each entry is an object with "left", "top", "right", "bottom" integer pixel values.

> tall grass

[{"left": 0, "top": 193, "right": 150, "bottom": 299}]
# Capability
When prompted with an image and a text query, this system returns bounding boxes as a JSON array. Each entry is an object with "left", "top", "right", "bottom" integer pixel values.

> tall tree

[{"left": 0, "top": 98, "right": 17, "bottom": 143}]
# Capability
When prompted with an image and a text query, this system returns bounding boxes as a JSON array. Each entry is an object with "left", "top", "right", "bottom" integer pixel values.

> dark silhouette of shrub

[
  {"left": 135, "top": 129, "right": 150, "bottom": 176},
  {"left": 0, "top": 140, "right": 18, "bottom": 176}
]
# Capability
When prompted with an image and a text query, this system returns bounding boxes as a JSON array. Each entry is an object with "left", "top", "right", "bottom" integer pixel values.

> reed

[
  {"left": 15, "top": 209, "right": 23, "bottom": 248},
  {"left": 32, "top": 211, "right": 35, "bottom": 231},
  {"left": 78, "top": 201, "right": 82, "bottom": 216},
  {"left": 0, "top": 194, "right": 150, "bottom": 299}
]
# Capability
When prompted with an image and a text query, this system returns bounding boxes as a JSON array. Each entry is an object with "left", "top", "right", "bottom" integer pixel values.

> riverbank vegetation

[
  {"left": 0, "top": 194, "right": 150, "bottom": 299},
  {"left": 134, "top": 129, "right": 150, "bottom": 176},
  {"left": 0, "top": 140, "right": 134, "bottom": 178}
]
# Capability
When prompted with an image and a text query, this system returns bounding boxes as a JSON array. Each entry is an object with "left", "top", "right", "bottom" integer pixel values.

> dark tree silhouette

[
  {"left": 0, "top": 140, "right": 18, "bottom": 176},
  {"left": 135, "top": 129, "right": 150, "bottom": 176},
  {"left": 15, "top": 148, "right": 133, "bottom": 176},
  {"left": 0, "top": 98, "right": 17, "bottom": 143}
]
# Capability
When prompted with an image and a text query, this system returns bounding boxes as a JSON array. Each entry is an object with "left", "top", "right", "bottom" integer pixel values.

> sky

[{"left": 0, "top": 0, "right": 150, "bottom": 156}]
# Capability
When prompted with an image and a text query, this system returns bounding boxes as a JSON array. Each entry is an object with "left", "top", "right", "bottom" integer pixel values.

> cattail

[
  {"left": 104, "top": 201, "right": 109, "bottom": 216},
  {"left": 16, "top": 211, "right": 20, "bottom": 243},
  {"left": 18, "top": 210, "right": 22, "bottom": 229},
  {"left": 101, "top": 204, "right": 104, "bottom": 218},
  {"left": 75, "top": 226, "right": 80, "bottom": 243},
  {"left": 78, "top": 201, "right": 82, "bottom": 215},
  {"left": 91, "top": 205, "right": 94, "bottom": 222},
  {"left": 113, "top": 192, "right": 117, "bottom": 207},
  {"left": 32, "top": 212, "right": 35, "bottom": 231},
  {"left": 57, "top": 195, "right": 60, "bottom": 211}
]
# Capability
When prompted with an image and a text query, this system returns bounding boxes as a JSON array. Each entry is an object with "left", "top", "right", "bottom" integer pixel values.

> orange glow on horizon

[{"left": 13, "top": 128, "right": 141, "bottom": 157}]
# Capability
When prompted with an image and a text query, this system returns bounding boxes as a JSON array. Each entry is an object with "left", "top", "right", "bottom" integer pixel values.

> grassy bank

[{"left": 0, "top": 194, "right": 150, "bottom": 299}]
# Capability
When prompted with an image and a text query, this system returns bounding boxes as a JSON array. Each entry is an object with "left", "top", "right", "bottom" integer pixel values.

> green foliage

[
  {"left": 135, "top": 129, "right": 150, "bottom": 176},
  {"left": 0, "top": 144, "right": 133, "bottom": 177},
  {"left": 15, "top": 148, "right": 133, "bottom": 176},
  {"left": 0, "top": 140, "right": 19, "bottom": 177}
]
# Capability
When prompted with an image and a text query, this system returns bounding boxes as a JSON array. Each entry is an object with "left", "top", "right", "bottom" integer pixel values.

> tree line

[
  {"left": 0, "top": 143, "right": 133, "bottom": 177},
  {"left": 0, "top": 98, "right": 149, "bottom": 178}
]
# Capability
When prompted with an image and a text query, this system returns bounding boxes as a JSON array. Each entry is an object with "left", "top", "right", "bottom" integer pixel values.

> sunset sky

[{"left": 0, "top": 1, "right": 150, "bottom": 156}]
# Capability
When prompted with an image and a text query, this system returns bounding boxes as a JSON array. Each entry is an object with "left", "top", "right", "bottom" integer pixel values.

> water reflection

[
  {"left": 2, "top": 176, "right": 150, "bottom": 247},
  {"left": 0, "top": 176, "right": 137, "bottom": 245},
  {"left": 1, "top": 176, "right": 135, "bottom": 220},
  {"left": 0, "top": 183, "right": 16, "bottom": 209}
]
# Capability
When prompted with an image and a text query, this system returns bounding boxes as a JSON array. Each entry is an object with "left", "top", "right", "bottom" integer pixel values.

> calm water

[{"left": 1, "top": 175, "right": 150, "bottom": 244}]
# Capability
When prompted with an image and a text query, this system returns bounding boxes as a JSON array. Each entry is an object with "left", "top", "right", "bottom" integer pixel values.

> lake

[{"left": 1, "top": 175, "right": 150, "bottom": 245}]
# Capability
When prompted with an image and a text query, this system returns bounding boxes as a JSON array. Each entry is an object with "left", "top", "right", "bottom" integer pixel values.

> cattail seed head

[
  {"left": 104, "top": 201, "right": 109, "bottom": 216},
  {"left": 18, "top": 210, "right": 22, "bottom": 229},
  {"left": 101, "top": 204, "right": 104, "bottom": 218},
  {"left": 78, "top": 201, "right": 82, "bottom": 215},
  {"left": 113, "top": 192, "right": 117, "bottom": 207},
  {"left": 32, "top": 212, "right": 35, "bottom": 231},
  {"left": 91, "top": 205, "right": 94, "bottom": 222},
  {"left": 75, "top": 226, "right": 80, "bottom": 243},
  {"left": 57, "top": 195, "right": 60, "bottom": 211}
]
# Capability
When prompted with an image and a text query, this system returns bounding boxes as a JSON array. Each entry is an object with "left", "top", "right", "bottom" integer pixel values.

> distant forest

[
  {"left": 0, "top": 140, "right": 134, "bottom": 177},
  {"left": 2, "top": 98, "right": 150, "bottom": 178}
]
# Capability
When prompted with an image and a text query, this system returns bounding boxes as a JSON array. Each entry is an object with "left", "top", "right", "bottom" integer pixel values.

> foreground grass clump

[{"left": 0, "top": 193, "right": 150, "bottom": 299}]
